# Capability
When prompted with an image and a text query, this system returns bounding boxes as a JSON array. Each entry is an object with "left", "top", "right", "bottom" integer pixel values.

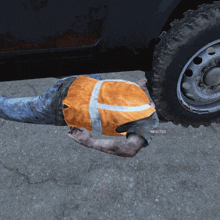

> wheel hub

[
  {"left": 177, "top": 39, "right": 220, "bottom": 114},
  {"left": 203, "top": 67, "right": 220, "bottom": 86}
]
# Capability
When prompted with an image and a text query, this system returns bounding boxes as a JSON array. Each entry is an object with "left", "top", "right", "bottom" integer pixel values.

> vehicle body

[
  {"left": 0, "top": 0, "right": 205, "bottom": 77},
  {"left": 1, "top": 0, "right": 220, "bottom": 128}
]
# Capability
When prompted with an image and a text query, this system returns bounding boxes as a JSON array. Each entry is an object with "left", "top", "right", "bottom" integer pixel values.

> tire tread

[{"left": 150, "top": 1, "right": 220, "bottom": 128}]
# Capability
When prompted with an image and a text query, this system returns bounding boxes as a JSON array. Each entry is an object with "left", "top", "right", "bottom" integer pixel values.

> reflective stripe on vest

[
  {"left": 89, "top": 79, "right": 152, "bottom": 134},
  {"left": 62, "top": 76, "right": 156, "bottom": 136}
]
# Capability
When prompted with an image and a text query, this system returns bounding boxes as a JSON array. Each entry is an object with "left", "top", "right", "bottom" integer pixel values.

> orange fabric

[{"left": 62, "top": 76, "right": 156, "bottom": 136}]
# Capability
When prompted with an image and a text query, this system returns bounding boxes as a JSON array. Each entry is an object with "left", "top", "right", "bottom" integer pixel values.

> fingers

[
  {"left": 70, "top": 127, "right": 79, "bottom": 131},
  {"left": 140, "top": 78, "right": 147, "bottom": 82},
  {"left": 150, "top": 101, "right": 155, "bottom": 108},
  {"left": 69, "top": 127, "right": 77, "bottom": 134},
  {"left": 69, "top": 127, "right": 83, "bottom": 135},
  {"left": 136, "top": 78, "right": 147, "bottom": 85},
  {"left": 141, "top": 79, "right": 148, "bottom": 84},
  {"left": 67, "top": 130, "right": 73, "bottom": 135}
]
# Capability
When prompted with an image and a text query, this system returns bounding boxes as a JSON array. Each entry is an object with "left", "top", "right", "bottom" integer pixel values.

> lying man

[{"left": 0, "top": 74, "right": 159, "bottom": 158}]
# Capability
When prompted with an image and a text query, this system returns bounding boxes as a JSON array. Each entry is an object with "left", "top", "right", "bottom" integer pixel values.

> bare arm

[
  {"left": 67, "top": 77, "right": 152, "bottom": 157},
  {"left": 79, "top": 133, "right": 148, "bottom": 157}
]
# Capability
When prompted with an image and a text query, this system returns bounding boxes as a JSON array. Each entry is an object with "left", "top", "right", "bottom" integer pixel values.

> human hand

[
  {"left": 67, "top": 127, "right": 92, "bottom": 144},
  {"left": 135, "top": 78, "right": 147, "bottom": 91},
  {"left": 150, "top": 101, "right": 155, "bottom": 108}
]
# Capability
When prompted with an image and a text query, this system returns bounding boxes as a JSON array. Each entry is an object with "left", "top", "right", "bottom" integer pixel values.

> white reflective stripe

[
  {"left": 89, "top": 81, "right": 103, "bottom": 133},
  {"left": 96, "top": 103, "right": 151, "bottom": 111},
  {"left": 89, "top": 79, "right": 146, "bottom": 133}
]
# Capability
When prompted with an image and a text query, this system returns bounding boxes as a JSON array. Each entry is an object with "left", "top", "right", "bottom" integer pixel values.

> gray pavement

[{"left": 0, "top": 70, "right": 220, "bottom": 220}]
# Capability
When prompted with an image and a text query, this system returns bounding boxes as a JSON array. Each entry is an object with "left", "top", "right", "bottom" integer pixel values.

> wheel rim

[{"left": 177, "top": 39, "right": 220, "bottom": 114}]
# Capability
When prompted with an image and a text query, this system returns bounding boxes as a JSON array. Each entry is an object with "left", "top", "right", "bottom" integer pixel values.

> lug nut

[{"left": 182, "top": 82, "right": 190, "bottom": 89}]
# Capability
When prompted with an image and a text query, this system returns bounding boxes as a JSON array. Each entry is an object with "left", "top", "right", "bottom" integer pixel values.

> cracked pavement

[{"left": 0, "top": 71, "right": 220, "bottom": 220}]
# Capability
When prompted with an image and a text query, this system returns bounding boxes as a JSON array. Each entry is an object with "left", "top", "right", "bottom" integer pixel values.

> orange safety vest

[{"left": 62, "top": 76, "right": 156, "bottom": 136}]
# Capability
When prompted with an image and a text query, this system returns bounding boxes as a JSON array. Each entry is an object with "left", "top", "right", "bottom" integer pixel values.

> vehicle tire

[{"left": 146, "top": 1, "right": 220, "bottom": 128}]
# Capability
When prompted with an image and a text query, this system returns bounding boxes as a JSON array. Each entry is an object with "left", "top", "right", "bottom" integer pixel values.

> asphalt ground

[{"left": 0, "top": 70, "right": 220, "bottom": 220}]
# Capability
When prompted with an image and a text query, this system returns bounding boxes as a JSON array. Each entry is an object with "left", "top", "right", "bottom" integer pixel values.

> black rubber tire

[{"left": 146, "top": 1, "right": 220, "bottom": 128}]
